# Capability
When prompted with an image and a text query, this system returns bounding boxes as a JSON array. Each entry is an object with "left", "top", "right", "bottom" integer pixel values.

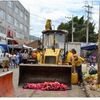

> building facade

[{"left": 0, "top": 0, "right": 30, "bottom": 44}]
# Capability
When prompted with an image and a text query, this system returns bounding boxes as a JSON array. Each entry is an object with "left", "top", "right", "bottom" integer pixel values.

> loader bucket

[
  {"left": 18, "top": 64, "right": 72, "bottom": 90},
  {"left": 0, "top": 71, "right": 14, "bottom": 97}
]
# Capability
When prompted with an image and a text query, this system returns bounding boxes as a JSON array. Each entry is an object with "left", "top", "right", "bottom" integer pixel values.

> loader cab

[
  {"left": 42, "top": 30, "right": 68, "bottom": 49},
  {"left": 42, "top": 30, "right": 68, "bottom": 64}
]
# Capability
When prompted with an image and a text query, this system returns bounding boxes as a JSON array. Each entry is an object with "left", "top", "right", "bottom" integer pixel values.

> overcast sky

[{"left": 19, "top": 0, "right": 100, "bottom": 37}]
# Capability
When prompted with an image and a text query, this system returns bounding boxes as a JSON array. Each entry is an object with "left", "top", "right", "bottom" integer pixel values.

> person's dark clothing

[{"left": 75, "top": 65, "right": 83, "bottom": 83}]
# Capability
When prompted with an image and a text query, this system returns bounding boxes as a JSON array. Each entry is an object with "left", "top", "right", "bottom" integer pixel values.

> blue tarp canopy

[
  {"left": 0, "top": 44, "right": 9, "bottom": 52},
  {"left": 81, "top": 44, "right": 98, "bottom": 50}
]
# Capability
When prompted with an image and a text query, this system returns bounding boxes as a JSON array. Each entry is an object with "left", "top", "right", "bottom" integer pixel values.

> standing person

[
  {"left": 72, "top": 54, "right": 84, "bottom": 86},
  {"left": 11, "top": 53, "right": 16, "bottom": 68},
  {"left": 92, "top": 55, "right": 96, "bottom": 66},
  {"left": 31, "top": 50, "right": 38, "bottom": 64},
  {"left": 22, "top": 50, "right": 29, "bottom": 64},
  {"left": 15, "top": 52, "right": 20, "bottom": 68},
  {"left": 37, "top": 49, "right": 42, "bottom": 64},
  {"left": 8, "top": 53, "right": 12, "bottom": 68},
  {"left": 62, "top": 51, "right": 68, "bottom": 64},
  {"left": 28, "top": 49, "right": 32, "bottom": 59},
  {"left": 2, "top": 53, "right": 9, "bottom": 72},
  {"left": 19, "top": 51, "right": 23, "bottom": 64},
  {"left": 89, "top": 55, "right": 92, "bottom": 66},
  {"left": 65, "top": 49, "right": 76, "bottom": 65},
  {"left": 89, "top": 55, "right": 96, "bottom": 67}
]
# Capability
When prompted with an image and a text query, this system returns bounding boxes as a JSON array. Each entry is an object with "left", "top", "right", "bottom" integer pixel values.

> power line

[
  {"left": 30, "top": 13, "right": 46, "bottom": 20},
  {"left": 30, "top": 12, "right": 64, "bottom": 23}
]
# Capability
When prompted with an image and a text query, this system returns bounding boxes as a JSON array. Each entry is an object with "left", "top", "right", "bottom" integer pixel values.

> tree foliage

[{"left": 57, "top": 16, "right": 98, "bottom": 42}]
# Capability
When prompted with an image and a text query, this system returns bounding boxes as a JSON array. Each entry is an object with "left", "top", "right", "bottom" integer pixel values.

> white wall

[{"left": 59, "top": 42, "right": 81, "bottom": 55}]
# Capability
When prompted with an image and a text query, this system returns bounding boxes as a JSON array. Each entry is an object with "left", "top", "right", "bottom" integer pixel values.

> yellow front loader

[{"left": 18, "top": 30, "right": 72, "bottom": 89}]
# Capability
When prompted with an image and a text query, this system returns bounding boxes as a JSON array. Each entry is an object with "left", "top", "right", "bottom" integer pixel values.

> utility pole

[
  {"left": 98, "top": 3, "right": 100, "bottom": 84},
  {"left": 72, "top": 16, "right": 74, "bottom": 42},
  {"left": 84, "top": 3, "right": 93, "bottom": 43}
]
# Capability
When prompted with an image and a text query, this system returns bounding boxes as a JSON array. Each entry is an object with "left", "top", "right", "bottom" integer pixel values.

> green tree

[{"left": 57, "top": 16, "right": 98, "bottom": 42}]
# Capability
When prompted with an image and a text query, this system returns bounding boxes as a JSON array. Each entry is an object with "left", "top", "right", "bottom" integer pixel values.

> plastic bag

[{"left": 89, "top": 66, "right": 97, "bottom": 75}]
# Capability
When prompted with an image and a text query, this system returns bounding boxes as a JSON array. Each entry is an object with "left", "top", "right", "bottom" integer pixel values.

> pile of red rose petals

[{"left": 23, "top": 82, "right": 67, "bottom": 91}]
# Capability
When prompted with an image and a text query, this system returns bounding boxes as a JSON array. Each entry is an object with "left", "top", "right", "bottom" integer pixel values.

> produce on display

[
  {"left": 23, "top": 82, "right": 67, "bottom": 91},
  {"left": 84, "top": 74, "right": 97, "bottom": 83},
  {"left": 83, "top": 73, "right": 100, "bottom": 91}
]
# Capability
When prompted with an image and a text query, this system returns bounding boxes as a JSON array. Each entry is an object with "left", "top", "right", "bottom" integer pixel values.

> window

[
  {"left": 25, "top": 15, "right": 28, "bottom": 21},
  {"left": 0, "top": 26, "right": 5, "bottom": 34},
  {"left": 20, "top": 23, "right": 23, "bottom": 30},
  {"left": 7, "top": 1, "right": 13, "bottom": 8},
  {"left": 20, "top": 10, "right": 23, "bottom": 18},
  {"left": 0, "top": 10, "right": 5, "bottom": 19},
  {"left": 7, "top": 14, "right": 13, "bottom": 24},
  {"left": 14, "top": 19, "right": 19, "bottom": 27},
  {"left": 24, "top": 35, "right": 28, "bottom": 40},
  {"left": 16, "top": 32, "right": 24, "bottom": 39},
  {"left": 24, "top": 26, "right": 28, "bottom": 32},
  {"left": 15, "top": 6, "right": 19, "bottom": 14}
]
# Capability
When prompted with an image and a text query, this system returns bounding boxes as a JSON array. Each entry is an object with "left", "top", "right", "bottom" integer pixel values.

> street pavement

[{"left": 0, "top": 67, "right": 86, "bottom": 97}]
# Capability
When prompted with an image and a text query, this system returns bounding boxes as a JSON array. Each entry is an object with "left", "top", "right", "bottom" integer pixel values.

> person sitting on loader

[
  {"left": 72, "top": 54, "right": 84, "bottom": 85},
  {"left": 65, "top": 49, "right": 76, "bottom": 65},
  {"left": 45, "top": 19, "right": 52, "bottom": 30}
]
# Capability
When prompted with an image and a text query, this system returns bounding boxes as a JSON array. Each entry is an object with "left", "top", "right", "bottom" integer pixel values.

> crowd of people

[
  {"left": 2, "top": 48, "right": 42, "bottom": 71},
  {"left": 2, "top": 49, "right": 29, "bottom": 71}
]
